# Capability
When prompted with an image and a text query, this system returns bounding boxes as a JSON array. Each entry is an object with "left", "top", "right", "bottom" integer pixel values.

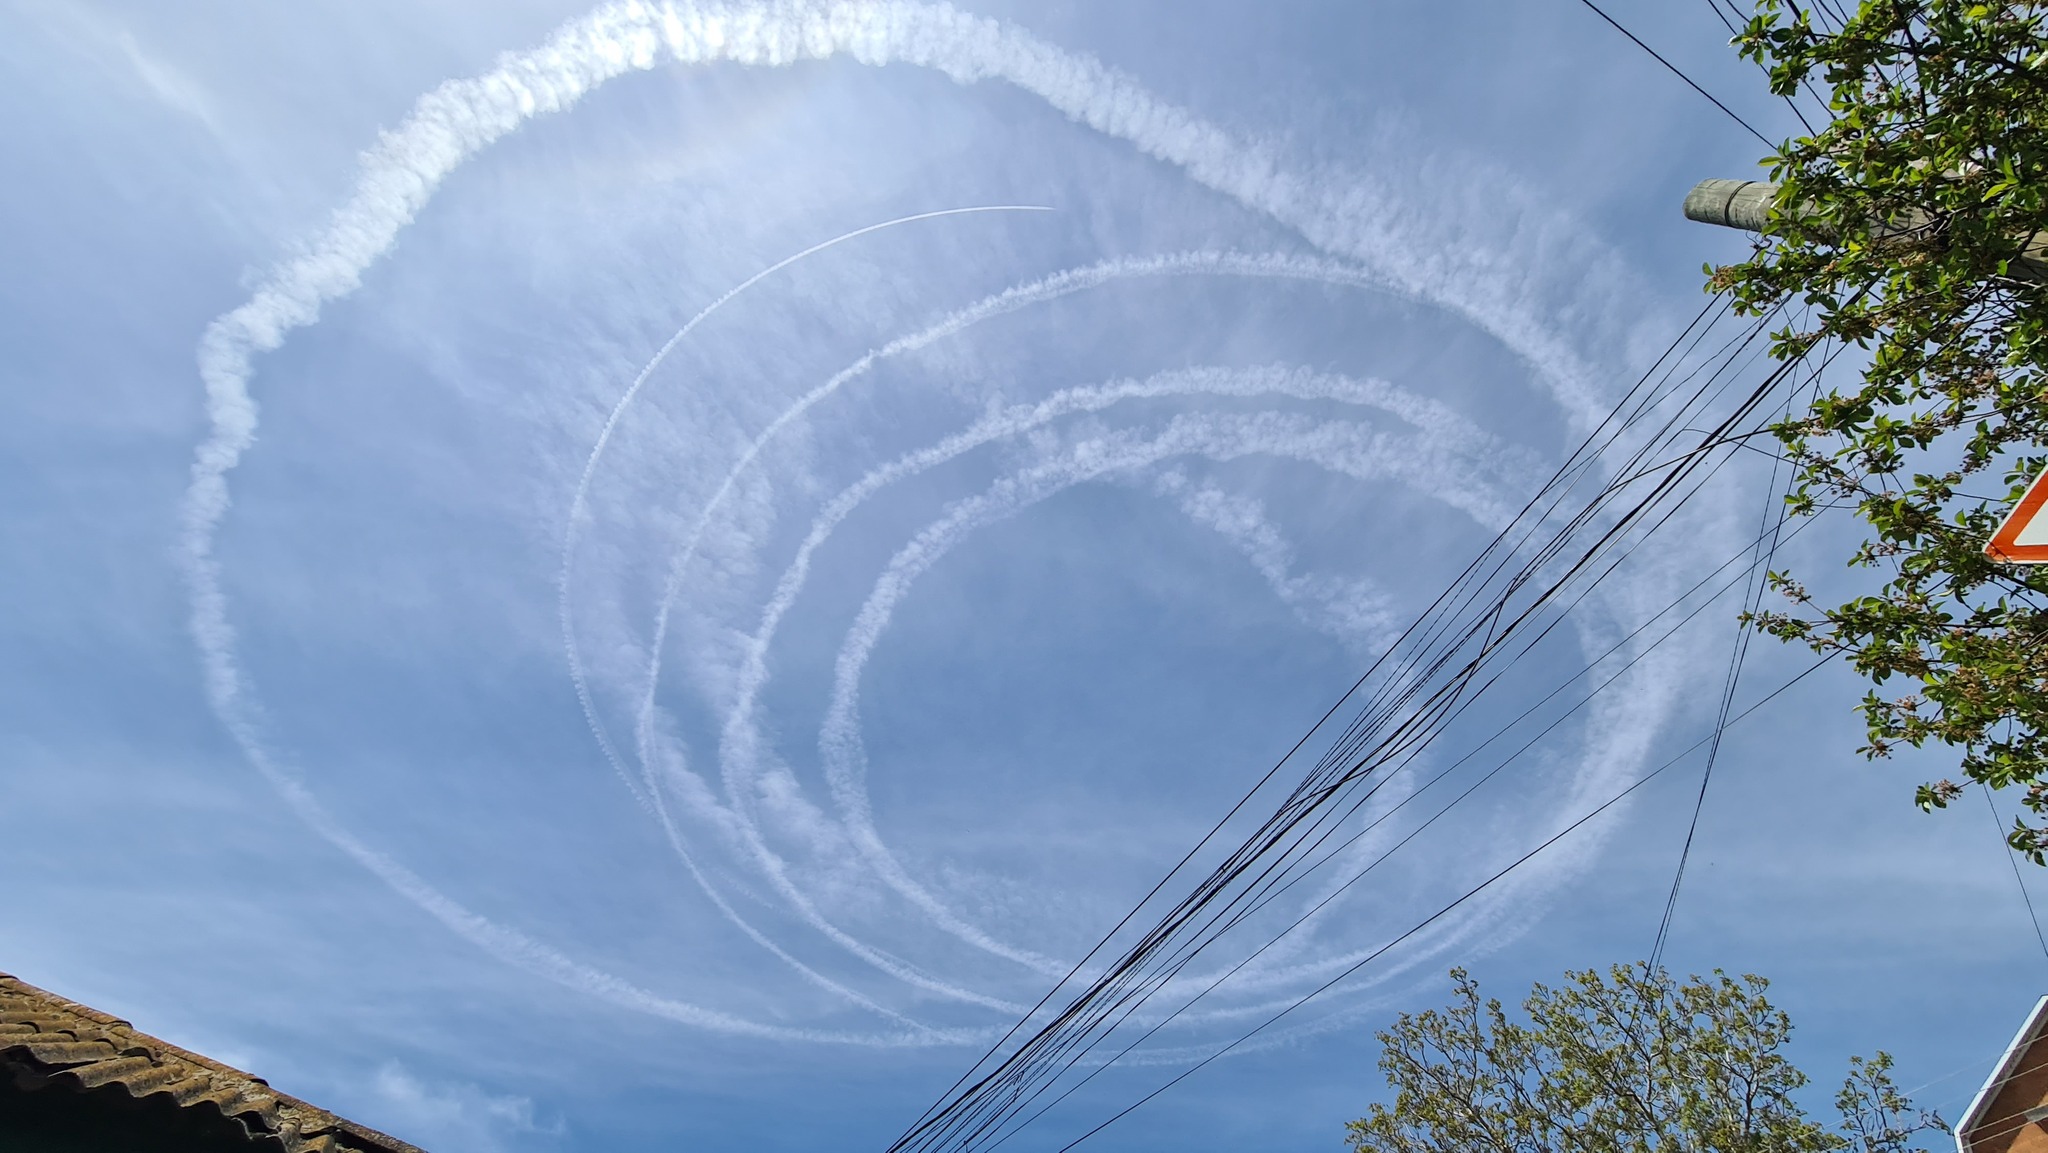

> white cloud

[{"left": 369, "top": 1062, "right": 558, "bottom": 1153}]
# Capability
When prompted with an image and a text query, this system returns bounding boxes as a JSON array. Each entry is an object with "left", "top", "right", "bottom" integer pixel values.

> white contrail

[
  {"left": 561, "top": 204, "right": 1051, "bottom": 813},
  {"left": 612, "top": 252, "right": 1484, "bottom": 990},
  {"left": 601, "top": 721, "right": 940, "bottom": 1027},
  {"left": 785, "top": 404, "right": 1677, "bottom": 1020},
  {"left": 707, "top": 378, "right": 1527, "bottom": 990},
  {"left": 553, "top": 207, "right": 1070, "bottom": 1023},
  {"left": 180, "top": 0, "right": 1649, "bottom": 1037},
  {"left": 601, "top": 364, "right": 1520, "bottom": 1016},
  {"left": 633, "top": 361, "right": 1455, "bottom": 998},
  {"left": 789, "top": 410, "right": 1517, "bottom": 951},
  {"left": 627, "top": 247, "right": 1527, "bottom": 812},
  {"left": 223, "top": 735, "right": 958, "bottom": 1044},
  {"left": 1150, "top": 469, "right": 1399, "bottom": 653}
]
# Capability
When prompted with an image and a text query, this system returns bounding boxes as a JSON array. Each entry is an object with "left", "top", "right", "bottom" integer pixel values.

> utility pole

[
  {"left": 1681, "top": 177, "right": 2048, "bottom": 283},
  {"left": 1683, "top": 177, "right": 2048, "bottom": 562},
  {"left": 1682, "top": 179, "right": 1776, "bottom": 233}
]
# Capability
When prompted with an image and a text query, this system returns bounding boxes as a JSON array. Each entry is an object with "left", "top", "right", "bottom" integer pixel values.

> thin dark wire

[
  {"left": 884, "top": 301, "right": 1741, "bottom": 1142},
  {"left": 1646, "top": 519, "right": 1763, "bottom": 969},
  {"left": 887, "top": 303, "right": 1752, "bottom": 1151},
  {"left": 1003, "top": 474, "right": 1835, "bottom": 1101},
  {"left": 1787, "top": 0, "right": 1851, "bottom": 36},
  {"left": 898, "top": 309, "right": 1809, "bottom": 1152},
  {"left": 979, "top": 522, "right": 1829, "bottom": 1153},
  {"left": 1703, "top": 0, "right": 1820, "bottom": 136},
  {"left": 909, "top": 236, "right": 1871, "bottom": 1153},
  {"left": 1648, "top": 338, "right": 1804, "bottom": 969},
  {"left": 891, "top": 298, "right": 1822, "bottom": 1152},
  {"left": 1984, "top": 786, "right": 2048, "bottom": 966},
  {"left": 1575, "top": 0, "right": 1778, "bottom": 149},
  {"left": 1050, "top": 651, "right": 1841, "bottom": 1153}
]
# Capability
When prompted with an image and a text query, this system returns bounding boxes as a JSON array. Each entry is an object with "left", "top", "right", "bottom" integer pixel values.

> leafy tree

[
  {"left": 1346, "top": 964, "right": 1941, "bottom": 1153},
  {"left": 1710, "top": 2, "right": 2048, "bottom": 853}
]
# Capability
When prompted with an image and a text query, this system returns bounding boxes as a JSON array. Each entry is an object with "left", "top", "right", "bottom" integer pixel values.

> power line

[
  {"left": 1004, "top": 322, "right": 1788, "bottom": 1140},
  {"left": 888, "top": 244, "right": 1862, "bottom": 1150},
  {"left": 889, "top": 298, "right": 1752, "bottom": 1150},
  {"left": 1046, "top": 651, "right": 1840, "bottom": 1153},
  {"left": 980, "top": 518, "right": 1842, "bottom": 1152},
  {"left": 1702, "top": 0, "right": 1820, "bottom": 137},
  {"left": 887, "top": 295, "right": 1825, "bottom": 1151},
  {"left": 1649, "top": 333, "right": 1813, "bottom": 969},
  {"left": 1574, "top": 0, "right": 1778, "bottom": 149},
  {"left": 1985, "top": 786, "right": 2048, "bottom": 966},
  {"left": 1646, "top": 498, "right": 1761, "bottom": 971}
]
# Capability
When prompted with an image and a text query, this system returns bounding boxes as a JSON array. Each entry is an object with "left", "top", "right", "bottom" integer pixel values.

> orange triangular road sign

[{"left": 1986, "top": 465, "right": 2048, "bottom": 564}]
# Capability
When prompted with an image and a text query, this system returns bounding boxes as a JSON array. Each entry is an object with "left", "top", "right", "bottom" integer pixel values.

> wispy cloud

[
  {"left": 368, "top": 1062, "right": 558, "bottom": 1153},
  {"left": 16, "top": 2, "right": 227, "bottom": 140}
]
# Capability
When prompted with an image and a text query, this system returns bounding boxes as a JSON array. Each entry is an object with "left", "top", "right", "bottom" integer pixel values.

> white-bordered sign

[{"left": 1986, "top": 465, "right": 2048, "bottom": 564}]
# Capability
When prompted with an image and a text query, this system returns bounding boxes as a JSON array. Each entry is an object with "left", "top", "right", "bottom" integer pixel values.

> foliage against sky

[
  {"left": 1348, "top": 965, "right": 1941, "bottom": 1153},
  {"left": 1717, "top": 0, "right": 2048, "bottom": 853}
]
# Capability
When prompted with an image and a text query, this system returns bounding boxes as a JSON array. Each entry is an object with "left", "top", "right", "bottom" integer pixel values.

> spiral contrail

[
  {"left": 620, "top": 365, "right": 1529, "bottom": 1013},
  {"left": 608, "top": 258, "right": 1547, "bottom": 992},
  {"left": 672, "top": 364, "right": 1526, "bottom": 973},
  {"left": 718, "top": 405, "right": 1545, "bottom": 1003},
  {"left": 180, "top": 0, "right": 1660, "bottom": 1042},
  {"left": 556, "top": 206, "right": 1055, "bottom": 1022}
]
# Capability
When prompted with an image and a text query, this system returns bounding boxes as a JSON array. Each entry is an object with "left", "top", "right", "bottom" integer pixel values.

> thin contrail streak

[
  {"left": 562, "top": 204, "right": 1052, "bottom": 811},
  {"left": 555, "top": 206, "right": 1052, "bottom": 1021},
  {"left": 234, "top": 738, "right": 950, "bottom": 1044},
  {"left": 1151, "top": 471, "right": 1398, "bottom": 652}
]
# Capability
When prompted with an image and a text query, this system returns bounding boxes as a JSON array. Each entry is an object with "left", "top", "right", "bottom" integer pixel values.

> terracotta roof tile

[{"left": 1, "top": 971, "right": 426, "bottom": 1153}]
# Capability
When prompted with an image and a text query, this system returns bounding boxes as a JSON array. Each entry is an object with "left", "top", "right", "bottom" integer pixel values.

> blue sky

[{"left": 3, "top": 2, "right": 2043, "bottom": 1151}]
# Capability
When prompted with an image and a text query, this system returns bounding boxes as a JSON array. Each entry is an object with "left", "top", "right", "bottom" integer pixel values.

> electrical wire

[
  {"left": 885, "top": 297, "right": 1824, "bottom": 1152},
  {"left": 1985, "top": 786, "right": 2048, "bottom": 966},
  {"left": 890, "top": 259, "right": 1886, "bottom": 1153},
  {"left": 1703, "top": 0, "right": 1821, "bottom": 137},
  {"left": 1648, "top": 334, "right": 1807, "bottom": 969},
  {"left": 888, "top": 298, "right": 1772, "bottom": 1152},
  {"left": 1045, "top": 651, "right": 1841, "bottom": 1153},
  {"left": 976, "top": 524, "right": 1839, "bottom": 1152},
  {"left": 1574, "top": 0, "right": 1778, "bottom": 149},
  {"left": 958, "top": 337, "right": 1794, "bottom": 1146}
]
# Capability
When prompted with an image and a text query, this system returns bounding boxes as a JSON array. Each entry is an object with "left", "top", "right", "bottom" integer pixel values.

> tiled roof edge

[{"left": 1, "top": 970, "right": 428, "bottom": 1153}]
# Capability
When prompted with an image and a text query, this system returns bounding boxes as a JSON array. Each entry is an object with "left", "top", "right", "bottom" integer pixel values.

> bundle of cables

[{"left": 885, "top": 293, "right": 1848, "bottom": 1152}]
